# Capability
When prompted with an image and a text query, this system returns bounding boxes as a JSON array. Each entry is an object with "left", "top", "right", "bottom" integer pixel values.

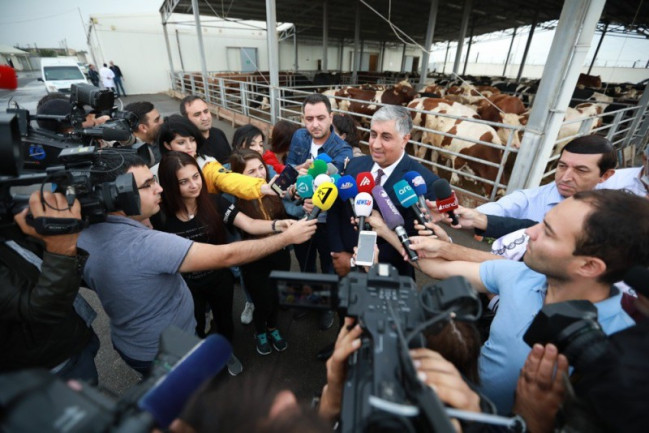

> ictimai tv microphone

[
  {"left": 308, "top": 182, "right": 338, "bottom": 220},
  {"left": 432, "top": 178, "right": 459, "bottom": 225},
  {"left": 372, "top": 185, "right": 418, "bottom": 262}
]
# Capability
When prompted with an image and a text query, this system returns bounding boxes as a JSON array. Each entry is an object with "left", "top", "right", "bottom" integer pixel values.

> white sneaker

[
  {"left": 227, "top": 353, "right": 243, "bottom": 376},
  {"left": 240, "top": 302, "right": 254, "bottom": 325}
]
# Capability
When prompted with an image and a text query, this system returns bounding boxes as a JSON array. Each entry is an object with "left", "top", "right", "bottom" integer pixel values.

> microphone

[
  {"left": 331, "top": 173, "right": 341, "bottom": 183},
  {"left": 308, "top": 182, "right": 338, "bottom": 220},
  {"left": 336, "top": 175, "right": 359, "bottom": 214},
  {"left": 356, "top": 171, "right": 375, "bottom": 194},
  {"left": 314, "top": 173, "right": 332, "bottom": 189},
  {"left": 393, "top": 180, "right": 430, "bottom": 226},
  {"left": 295, "top": 174, "right": 314, "bottom": 199},
  {"left": 307, "top": 159, "right": 328, "bottom": 178},
  {"left": 138, "top": 333, "right": 232, "bottom": 428},
  {"left": 353, "top": 192, "right": 373, "bottom": 232},
  {"left": 315, "top": 153, "right": 332, "bottom": 164},
  {"left": 403, "top": 171, "right": 434, "bottom": 222},
  {"left": 433, "top": 179, "right": 459, "bottom": 225},
  {"left": 326, "top": 162, "right": 339, "bottom": 176},
  {"left": 372, "top": 185, "right": 418, "bottom": 262}
]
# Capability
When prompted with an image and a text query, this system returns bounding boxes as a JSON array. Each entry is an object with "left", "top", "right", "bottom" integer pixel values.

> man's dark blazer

[{"left": 327, "top": 153, "right": 439, "bottom": 276}]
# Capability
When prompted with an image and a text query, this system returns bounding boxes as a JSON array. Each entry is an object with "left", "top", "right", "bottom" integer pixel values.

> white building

[{"left": 87, "top": 13, "right": 423, "bottom": 95}]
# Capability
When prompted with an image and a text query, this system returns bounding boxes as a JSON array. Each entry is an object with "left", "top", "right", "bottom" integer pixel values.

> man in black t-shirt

[{"left": 180, "top": 95, "right": 232, "bottom": 163}]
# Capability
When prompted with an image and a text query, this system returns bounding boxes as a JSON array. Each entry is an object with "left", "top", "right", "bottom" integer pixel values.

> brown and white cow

[
  {"left": 554, "top": 102, "right": 606, "bottom": 154},
  {"left": 340, "top": 81, "right": 419, "bottom": 123},
  {"left": 477, "top": 94, "right": 528, "bottom": 148}
]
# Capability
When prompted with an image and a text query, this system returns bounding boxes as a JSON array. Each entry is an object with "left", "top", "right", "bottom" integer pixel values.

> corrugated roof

[{"left": 0, "top": 44, "right": 29, "bottom": 55}]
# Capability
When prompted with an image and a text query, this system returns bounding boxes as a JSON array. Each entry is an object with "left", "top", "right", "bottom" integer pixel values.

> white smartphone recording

[{"left": 355, "top": 230, "right": 377, "bottom": 267}]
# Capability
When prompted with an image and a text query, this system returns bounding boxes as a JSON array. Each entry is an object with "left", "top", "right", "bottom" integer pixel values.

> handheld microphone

[
  {"left": 331, "top": 173, "right": 341, "bottom": 183},
  {"left": 393, "top": 180, "right": 430, "bottom": 227},
  {"left": 138, "top": 333, "right": 232, "bottom": 428},
  {"left": 403, "top": 171, "right": 434, "bottom": 222},
  {"left": 315, "top": 153, "right": 332, "bottom": 164},
  {"left": 353, "top": 192, "right": 373, "bottom": 232},
  {"left": 314, "top": 173, "right": 333, "bottom": 189},
  {"left": 295, "top": 175, "right": 314, "bottom": 199},
  {"left": 356, "top": 171, "right": 375, "bottom": 194},
  {"left": 336, "top": 175, "right": 359, "bottom": 214},
  {"left": 308, "top": 182, "right": 338, "bottom": 220},
  {"left": 372, "top": 185, "right": 418, "bottom": 262},
  {"left": 307, "top": 159, "right": 328, "bottom": 178},
  {"left": 433, "top": 179, "right": 459, "bottom": 225},
  {"left": 326, "top": 162, "right": 339, "bottom": 176}
]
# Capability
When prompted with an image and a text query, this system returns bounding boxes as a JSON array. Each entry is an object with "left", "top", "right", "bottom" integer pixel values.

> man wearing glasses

[{"left": 78, "top": 152, "right": 317, "bottom": 375}]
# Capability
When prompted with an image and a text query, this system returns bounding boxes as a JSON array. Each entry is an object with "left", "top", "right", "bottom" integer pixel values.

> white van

[{"left": 38, "top": 58, "right": 88, "bottom": 93}]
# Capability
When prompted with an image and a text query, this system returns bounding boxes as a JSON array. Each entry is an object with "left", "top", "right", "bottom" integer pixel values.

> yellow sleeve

[{"left": 201, "top": 161, "right": 264, "bottom": 199}]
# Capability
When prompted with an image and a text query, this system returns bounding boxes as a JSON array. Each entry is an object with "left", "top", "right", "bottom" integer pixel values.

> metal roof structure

[{"left": 161, "top": 0, "right": 649, "bottom": 43}]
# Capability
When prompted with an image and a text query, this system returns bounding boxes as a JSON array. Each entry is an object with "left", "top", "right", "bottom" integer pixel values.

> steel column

[
  {"left": 462, "top": 19, "right": 474, "bottom": 76},
  {"left": 161, "top": 17, "right": 177, "bottom": 91},
  {"left": 418, "top": 0, "right": 439, "bottom": 88},
  {"left": 400, "top": 43, "right": 407, "bottom": 73},
  {"left": 503, "top": 27, "right": 517, "bottom": 77},
  {"left": 508, "top": 0, "right": 606, "bottom": 191},
  {"left": 516, "top": 9, "right": 538, "bottom": 82},
  {"left": 452, "top": 0, "right": 472, "bottom": 75},
  {"left": 191, "top": 0, "right": 210, "bottom": 101},
  {"left": 322, "top": 0, "right": 328, "bottom": 71},
  {"left": 266, "top": 0, "right": 281, "bottom": 124},
  {"left": 587, "top": 21, "right": 608, "bottom": 75},
  {"left": 352, "top": 2, "right": 361, "bottom": 84}
]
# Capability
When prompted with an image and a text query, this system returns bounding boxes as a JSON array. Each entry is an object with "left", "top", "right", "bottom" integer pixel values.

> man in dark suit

[{"left": 327, "top": 105, "right": 439, "bottom": 277}]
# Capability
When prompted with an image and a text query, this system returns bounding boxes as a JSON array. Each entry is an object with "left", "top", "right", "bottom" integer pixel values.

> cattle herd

[{"left": 178, "top": 70, "right": 646, "bottom": 198}]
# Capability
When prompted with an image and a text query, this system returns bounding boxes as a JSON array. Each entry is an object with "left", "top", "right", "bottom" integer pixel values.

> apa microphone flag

[{"left": 356, "top": 172, "right": 375, "bottom": 194}]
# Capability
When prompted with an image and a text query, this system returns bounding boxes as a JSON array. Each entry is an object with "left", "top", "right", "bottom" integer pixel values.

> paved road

[{"left": 2, "top": 80, "right": 490, "bottom": 408}]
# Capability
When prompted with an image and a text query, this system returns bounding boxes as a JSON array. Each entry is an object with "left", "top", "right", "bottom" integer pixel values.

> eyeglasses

[{"left": 138, "top": 175, "right": 159, "bottom": 190}]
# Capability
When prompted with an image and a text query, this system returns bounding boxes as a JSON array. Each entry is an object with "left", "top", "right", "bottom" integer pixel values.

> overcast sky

[{"left": 1, "top": 0, "right": 648, "bottom": 71}]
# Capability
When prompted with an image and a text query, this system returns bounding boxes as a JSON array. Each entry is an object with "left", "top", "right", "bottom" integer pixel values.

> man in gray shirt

[{"left": 78, "top": 152, "right": 316, "bottom": 374}]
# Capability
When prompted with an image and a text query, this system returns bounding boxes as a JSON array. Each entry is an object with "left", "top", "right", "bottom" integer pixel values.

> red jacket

[{"left": 263, "top": 150, "right": 285, "bottom": 173}]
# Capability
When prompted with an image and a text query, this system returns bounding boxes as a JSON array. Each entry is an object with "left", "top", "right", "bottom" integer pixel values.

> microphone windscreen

[
  {"left": 326, "top": 163, "right": 339, "bottom": 175},
  {"left": 331, "top": 173, "right": 341, "bottom": 183},
  {"left": 295, "top": 175, "right": 314, "bottom": 199},
  {"left": 314, "top": 173, "right": 332, "bottom": 188},
  {"left": 353, "top": 192, "right": 373, "bottom": 217},
  {"left": 336, "top": 175, "right": 358, "bottom": 201},
  {"left": 393, "top": 180, "right": 418, "bottom": 208},
  {"left": 432, "top": 178, "right": 453, "bottom": 200},
  {"left": 356, "top": 172, "right": 375, "bottom": 194},
  {"left": 311, "top": 159, "right": 328, "bottom": 177},
  {"left": 372, "top": 185, "right": 404, "bottom": 230},
  {"left": 138, "top": 334, "right": 232, "bottom": 428},
  {"left": 623, "top": 266, "right": 649, "bottom": 297},
  {"left": 403, "top": 171, "right": 428, "bottom": 196},
  {"left": 315, "top": 153, "right": 333, "bottom": 164},
  {"left": 312, "top": 182, "right": 338, "bottom": 211}
]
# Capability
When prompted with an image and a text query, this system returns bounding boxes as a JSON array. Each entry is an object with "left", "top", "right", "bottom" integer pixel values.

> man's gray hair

[{"left": 371, "top": 105, "right": 413, "bottom": 138}]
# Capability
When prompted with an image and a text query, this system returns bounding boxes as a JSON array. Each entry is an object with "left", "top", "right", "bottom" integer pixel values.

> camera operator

[
  {"left": 408, "top": 189, "right": 649, "bottom": 414},
  {"left": 0, "top": 191, "right": 99, "bottom": 384}
]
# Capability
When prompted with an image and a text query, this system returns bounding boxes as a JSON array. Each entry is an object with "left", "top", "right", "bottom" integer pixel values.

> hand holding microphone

[
  {"left": 353, "top": 192, "right": 373, "bottom": 232},
  {"left": 393, "top": 180, "right": 431, "bottom": 227},
  {"left": 432, "top": 179, "right": 459, "bottom": 226},
  {"left": 403, "top": 171, "right": 435, "bottom": 223},
  {"left": 372, "top": 185, "right": 418, "bottom": 262}
]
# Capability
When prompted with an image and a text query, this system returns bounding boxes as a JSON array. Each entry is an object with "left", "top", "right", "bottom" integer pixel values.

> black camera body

[{"left": 271, "top": 264, "right": 481, "bottom": 433}]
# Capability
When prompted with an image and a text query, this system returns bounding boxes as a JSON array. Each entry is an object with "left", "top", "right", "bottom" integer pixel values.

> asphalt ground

[{"left": 1, "top": 76, "right": 491, "bottom": 408}]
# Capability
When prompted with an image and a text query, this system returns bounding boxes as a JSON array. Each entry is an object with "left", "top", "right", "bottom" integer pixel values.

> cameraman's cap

[{"left": 36, "top": 99, "right": 73, "bottom": 132}]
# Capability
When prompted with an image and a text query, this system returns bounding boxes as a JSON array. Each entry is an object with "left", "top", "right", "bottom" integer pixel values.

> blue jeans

[
  {"left": 55, "top": 331, "right": 100, "bottom": 385},
  {"left": 114, "top": 76, "right": 126, "bottom": 96}
]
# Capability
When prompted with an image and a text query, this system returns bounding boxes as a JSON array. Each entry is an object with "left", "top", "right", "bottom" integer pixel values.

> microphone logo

[
  {"left": 355, "top": 199, "right": 372, "bottom": 206},
  {"left": 410, "top": 175, "right": 425, "bottom": 187},
  {"left": 340, "top": 182, "right": 354, "bottom": 190},
  {"left": 359, "top": 177, "right": 372, "bottom": 186},
  {"left": 316, "top": 185, "right": 335, "bottom": 203}
]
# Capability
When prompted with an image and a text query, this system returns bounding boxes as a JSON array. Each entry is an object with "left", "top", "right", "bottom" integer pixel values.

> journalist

[
  {"left": 409, "top": 189, "right": 648, "bottom": 414},
  {"left": 0, "top": 191, "right": 99, "bottom": 384},
  {"left": 77, "top": 151, "right": 317, "bottom": 375}
]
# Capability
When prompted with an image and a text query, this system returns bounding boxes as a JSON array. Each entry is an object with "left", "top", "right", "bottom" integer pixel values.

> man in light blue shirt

[
  {"left": 411, "top": 189, "right": 649, "bottom": 414},
  {"left": 476, "top": 135, "right": 616, "bottom": 222}
]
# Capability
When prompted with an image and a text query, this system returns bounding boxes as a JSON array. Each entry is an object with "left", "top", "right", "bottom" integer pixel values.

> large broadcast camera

[
  {"left": 271, "top": 264, "right": 484, "bottom": 433},
  {"left": 0, "top": 328, "right": 232, "bottom": 433},
  {"left": 0, "top": 84, "right": 142, "bottom": 233}
]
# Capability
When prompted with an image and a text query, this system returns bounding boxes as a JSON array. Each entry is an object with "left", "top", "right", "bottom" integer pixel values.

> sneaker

[
  {"left": 241, "top": 302, "right": 255, "bottom": 325},
  {"left": 268, "top": 329, "right": 287, "bottom": 352},
  {"left": 319, "top": 310, "right": 335, "bottom": 330},
  {"left": 255, "top": 332, "right": 272, "bottom": 355},
  {"left": 226, "top": 353, "right": 243, "bottom": 376}
]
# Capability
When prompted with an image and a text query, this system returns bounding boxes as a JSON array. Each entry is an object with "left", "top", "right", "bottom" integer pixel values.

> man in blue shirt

[
  {"left": 475, "top": 135, "right": 616, "bottom": 222},
  {"left": 410, "top": 189, "right": 649, "bottom": 414}
]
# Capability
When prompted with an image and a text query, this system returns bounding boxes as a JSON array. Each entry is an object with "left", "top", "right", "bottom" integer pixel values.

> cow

[
  {"left": 555, "top": 102, "right": 605, "bottom": 154},
  {"left": 476, "top": 94, "right": 527, "bottom": 148},
  {"left": 340, "top": 81, "right": 419, "bottom": 124},
  {"left": 446, "top": 83, "right": 501, "bottom": 105},
  {"left": 577, "top": 73, "right": 602, "bottom": 89}
]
